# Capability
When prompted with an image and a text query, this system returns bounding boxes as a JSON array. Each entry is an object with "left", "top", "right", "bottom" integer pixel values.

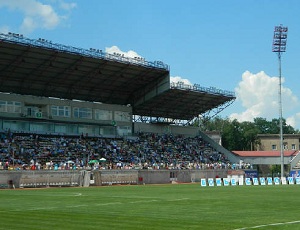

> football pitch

[{"left": 0, "top": 183, "right": 299, "bottom": 230}]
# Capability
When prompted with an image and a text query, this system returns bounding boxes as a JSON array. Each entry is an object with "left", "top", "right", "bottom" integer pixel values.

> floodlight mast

[{"left": 272, "top": 25, "right": 288, "bottom": 178}]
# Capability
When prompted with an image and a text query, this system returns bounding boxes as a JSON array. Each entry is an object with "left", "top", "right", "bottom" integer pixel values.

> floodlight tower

[{"left": 272, "top": 24, "right": 288, "bottom": 178}]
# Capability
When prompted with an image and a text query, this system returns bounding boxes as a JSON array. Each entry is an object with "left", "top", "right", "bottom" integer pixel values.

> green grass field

[{"left": 0, "top": 184, "right": 300, "bottom": 230}]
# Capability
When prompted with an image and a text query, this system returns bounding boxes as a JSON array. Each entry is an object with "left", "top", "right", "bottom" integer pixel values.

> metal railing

[
  {"left": 0, "top": 32, "right": 169, "bottom": 71},
  {"left": 170, "top": 81, "right": 235, "bottom": 97}
]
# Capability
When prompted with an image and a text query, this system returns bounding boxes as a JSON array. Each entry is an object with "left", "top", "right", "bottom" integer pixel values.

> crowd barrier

[
  {"left": 0, "top": 169, "right": 228, "bottom": 188},
  {"left": 0, "top": 170, "right": 86, "bottom": 189},
  {"left": 92, "top": 170, "right": 139, "bottom": 186},
  {"left": 200, "top": 177, "right": 300, "bottom": 187}
]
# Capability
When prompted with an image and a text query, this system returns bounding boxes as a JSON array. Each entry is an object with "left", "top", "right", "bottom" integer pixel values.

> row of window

[
  {"left": 1, "top": 120, "right": 132, "bottom": 136},
  {"left": 272, "top": 144, "right": 298, "bottom": 150},
  {"left": 52, "top": 106, "right": 130, "bottom": 122},
  {"left": 0, "top": 101, "right": 21, "bottom": 113},
  {"left": 0, "top": 101, "right": 131, "bottom": 122}
]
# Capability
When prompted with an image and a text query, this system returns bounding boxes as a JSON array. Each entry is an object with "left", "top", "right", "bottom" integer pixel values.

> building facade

[
  {"left": 257, "top": 134, "right": 300, "bottom": 151},
  {"left": 0, "top": 93, "right": 132, "bottom": 136}
]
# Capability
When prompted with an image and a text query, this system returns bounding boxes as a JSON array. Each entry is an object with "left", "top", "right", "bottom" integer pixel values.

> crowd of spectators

[{"left": 0, "top": 130, "right": 251, "bottom": 171}]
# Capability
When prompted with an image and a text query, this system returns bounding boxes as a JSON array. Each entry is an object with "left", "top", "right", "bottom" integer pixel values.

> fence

[{"left": 0, "top": 169, "right": 230, "bottom": 189}]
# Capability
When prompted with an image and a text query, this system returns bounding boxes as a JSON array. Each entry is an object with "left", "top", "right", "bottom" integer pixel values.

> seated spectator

[{"left": 0, "top": 130, "right": 243, "bottom": 171}]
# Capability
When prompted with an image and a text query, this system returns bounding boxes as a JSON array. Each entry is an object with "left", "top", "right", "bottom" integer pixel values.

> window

[
  {"left": 0, "top": 101, "right": 6, "bottom": 112},
  {"left": 114, "top": 111, "right": 131, "bottom": 122},
  {"left": 73, "top": 107, "right": 92, "bottom": 119},
  {"left": 0, "top": 101, "right": 21, "bottom": 113},
  {"left": 292, "top": 144, "right": 296, "bottom": 150},
  {"left": 14, "top": 102, "right": 22, "bottom": 113},
  {"left": 51, "top": 105, "right": 70, "bottom": 117},
  {"left": 272, "top": 144, "right": 277, "bottom": 150},
  {"left": 94, "top": 109, "right": 112, "bottom": 120},
  {"left": 283, "top": 142, "right": 288, "bottom": 150},
  {"left": 7, "top": 101, "right": 14, "bottom": 113}
]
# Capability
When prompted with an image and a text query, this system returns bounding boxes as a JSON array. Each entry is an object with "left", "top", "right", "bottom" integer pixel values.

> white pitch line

[
  {"left": 168, "top": 198, "right": 190, "bottom": 201},
  {"left": 66, "top": 204, "right": 87, "bottom": 208},
  {"left": 95, "top": 202, "right": 122, "bottom": 206},
  {"left": 110, "top": 196, "right": 160, "bottom": 199},
  {"left": 234, "top": 220, "right": 300, "bottom": 230},
  {"left": 129, "top": 199, "right": 158, "bottom": 204},
  {"left": 27, "top": 206, "right": 57, "bottom": 211}
]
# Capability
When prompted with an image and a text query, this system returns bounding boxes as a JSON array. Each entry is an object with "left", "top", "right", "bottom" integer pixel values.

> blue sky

[{"left": 1, "top": 0, "right": 300, "bottom": 128}]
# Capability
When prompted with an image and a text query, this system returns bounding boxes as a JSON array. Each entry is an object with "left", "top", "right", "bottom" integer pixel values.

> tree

[
  {"left": 201, "top": 117, "right": 246, "bottom": 151},
  {"left": 253, "top": 117, "right": 298, "bottom": 134},
  {"left": 199, "top": 116, "right": 299, "bottom": 151},
  {"left": 222, "top": 119, "right": 244, "bottom": 151},
  {"left": 253, "top": 117, "right": 272, "bottom": 134},
  {"left": 240, "top": 121, "right": 260, "bottom": 151}
]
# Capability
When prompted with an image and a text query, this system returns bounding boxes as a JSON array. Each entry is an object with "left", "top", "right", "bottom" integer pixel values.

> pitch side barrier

[
  {"left": 91, "top": 169, "right": 228, "bottom": 186},
  {"left": 200, "top": 177, "right": 300, "bottom": 187},
  {"left": 0, "top": 169, "right": 228, "bottom": 188},
  {"left": 0, "top": 170, "right": 87, "bottom": 188}
]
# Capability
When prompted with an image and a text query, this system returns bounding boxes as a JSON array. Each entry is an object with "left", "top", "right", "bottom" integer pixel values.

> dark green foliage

[
  {"left": 254, "top": 117, "right": 297, "bottom": 134},
  {"left": 200, "top": 116, "right": 299, "bottom": 151}
]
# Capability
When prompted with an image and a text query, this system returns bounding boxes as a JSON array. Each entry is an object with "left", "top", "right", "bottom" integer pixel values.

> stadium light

[{"left": 272, "top": 24, "right": 288, "bottom": 178}]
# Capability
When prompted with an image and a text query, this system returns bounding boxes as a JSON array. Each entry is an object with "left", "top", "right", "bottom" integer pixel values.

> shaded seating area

[{"left": 0, "top": 130, "right": 234, "bottom": 170}]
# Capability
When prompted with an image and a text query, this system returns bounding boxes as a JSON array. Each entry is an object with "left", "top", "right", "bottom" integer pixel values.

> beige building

[{"left": 257, "top": 134, "right": 300, "bottom": 151}]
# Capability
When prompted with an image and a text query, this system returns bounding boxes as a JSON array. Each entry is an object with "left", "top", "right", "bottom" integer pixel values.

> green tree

[
  {"left": 254, "top": 117, "right": 298, "bottom": 134},
  {"left": 240, "top": 121, "right": 260, "bottom": 151},
  {"left": 200, "top": 116, "right": 227, "bottom": 132},
  {"left": 220, "top": 119, "right": 243, "bottom": 151},
  {"left": 199, "top": 116, "right": 299, "bottom": 151},
  {"left": 253, "top": 117, "right": 271, "bottom": 134}
]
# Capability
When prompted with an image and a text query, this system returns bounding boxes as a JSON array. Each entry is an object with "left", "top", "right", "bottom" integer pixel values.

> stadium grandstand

[{"left": 0, "top": 32, "right": 242, "bottom": 172}]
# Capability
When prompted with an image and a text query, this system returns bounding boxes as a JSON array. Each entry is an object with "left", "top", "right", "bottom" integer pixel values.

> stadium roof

[
  {"left": 134, "top": 84, "right": 235, "bottom": 120},
  {"left": 0, "top": 33, "right": 169, "bottom": 106},
  {"left": 0, "top": 33, "right": 235, "bottom": 121}
]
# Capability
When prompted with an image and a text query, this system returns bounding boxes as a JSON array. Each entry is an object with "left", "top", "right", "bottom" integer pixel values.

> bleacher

[{"left": 0, "top": 130, "right": 232, "bottom": 170}]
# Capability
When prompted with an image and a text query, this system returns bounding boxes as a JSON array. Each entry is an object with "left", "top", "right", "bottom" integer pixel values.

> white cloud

[
  {"left": 105, "top": 46, "right": 193, "bottom": 88},
  {"left": 105, "top": 45, "right": 142, "bottom": 59},
  {"left": 58, "top": 1, "right": 77, "bottom": 11},
  {"left": 230, "top": 70, "right": 300, "bottom": 128},
  {"left": 0, "top": 0, "right": 76, "bottom": 34},
  {"left": 21, "top": 17, "right": 38, "bottom": 33},
  {"left": 170, "top": 76, "right": 192, "bottom": 85},
  {"left": 0, "top": 25, "right": 9, "bottom": 33},
  {"left": 286, "top": 113, "right": 300, "bottom": 129}
]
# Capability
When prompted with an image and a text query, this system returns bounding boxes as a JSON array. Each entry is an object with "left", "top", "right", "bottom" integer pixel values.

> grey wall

[{"left": 0, "top": 169, "right": 229, "bottom": 188}]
